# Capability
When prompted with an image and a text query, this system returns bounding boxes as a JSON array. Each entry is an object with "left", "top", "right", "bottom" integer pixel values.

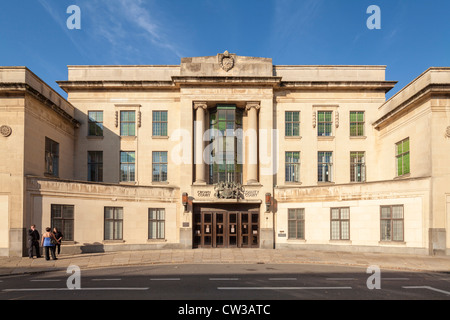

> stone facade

[{"left": 1, "top": 54, "right": 449, "bottom": 257}]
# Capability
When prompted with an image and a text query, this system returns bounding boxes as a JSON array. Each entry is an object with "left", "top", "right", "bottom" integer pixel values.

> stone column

[
  {"left": 246, "top": 102, "right": 260, "bottom": 185},
  {"left": 194, "top": 102, "right": 207, "bottom": 185}
]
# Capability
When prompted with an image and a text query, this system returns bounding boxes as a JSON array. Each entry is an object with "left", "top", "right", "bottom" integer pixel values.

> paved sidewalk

[{"left": 0, "top": 249, "right": 449, "bottom": 276}]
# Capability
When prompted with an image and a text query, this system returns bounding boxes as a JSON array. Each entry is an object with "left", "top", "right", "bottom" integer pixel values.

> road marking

[
  {"left": 209, "top": 278, "right": 240, "bottom": 281},
  {"left": 326, "top": 278, "right": 357, "bottom": 281},
  {"left": 383, "top": 278, "right": 410, "bottom": 281},
  {"left": 3, "top": 287, "right": 149, "bottom": 292},
  {"left": 218, "top": 286, "right": 352, "bottom": 290},
  {"left": 150, "top": 278, "right": 180, "bottom": 281},
  {"left": 268, "top": 278, "right": 297, "bottom": 281},
  {"left": 92, "top": 279, "right": 122, "bottom": 281},
  {"left": 30, "top": 279, "right": 61, "bottom": 282},
  {"left": 403, "top": 286, "right": 450, "bottom": 296}
]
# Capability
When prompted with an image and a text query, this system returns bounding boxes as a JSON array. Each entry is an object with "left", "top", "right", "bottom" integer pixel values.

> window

[
  {"left": 152, "top": 151, "right": 168, "bottom": 182},
  {"left": 285, "top": 152, "right": 300, "bottom": 183},
  {"left": 45, "top": 137, "right": 59, "bottom": 177},
  {"left": 285, "top": 111, "right": 300, "bottom": 137},
  {"left": 350, "top": 111, "right": 365, "bottom": 136},
  {"left": 120, "top": 111, "right": 136, "bottom": 136},
  {"left": 318, "top": 111, "right": 333, "bottom": 136},
  {"left": 120, "top": 151, "right": 135, "bottom": 182},
  {"left": 88, "top": 151, "right": 103, "bottom": 182},
  {"left": 331, "top": 208, "right": 350, "bottom": 240},
  {"left": 396, "top": 138, "right": 410, "bottom": 176},
  {"left": 51, "top": 205, "right": 74, "bottom": 241},
  {"left": 88, "top": 111, "right": 103, "bottom": 136},
  {"left": 288, "top": 209, "right": 305, "bottom": 239},
  {"left": 104, "top": 207, "right": 123, "bottom": 240},
  {"left": 209, "top": 105, "right": 243, "bottom": 184},
  {"left": 350, "top": 151, "right": 366, "bottom": 182},
  {"left": 152, "top": 111, "right": 168, "bottom": 136},
  {"left": 380, "top": 205, "right": 404, "bottom": 242},
  {"left": 318, "top": 151, "right": 333, "bottom": 182},
  {"left": 149, "top": 208, "right": 165, "bottom": 239}
]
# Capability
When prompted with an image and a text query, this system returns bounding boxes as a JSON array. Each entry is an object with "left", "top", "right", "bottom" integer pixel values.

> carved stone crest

[
  {"left": 214, "top": 181, "right": 244, "bottom": 199},
  {"left": 219, "top": 50, "right": 235, "bottom": 72},
  {"left": 0, "top": 125, "right": 12, "bottom": 137}
]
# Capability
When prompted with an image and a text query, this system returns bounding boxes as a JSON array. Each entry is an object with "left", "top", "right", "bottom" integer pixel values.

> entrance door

[{"left": 193, "top": 211, "right": 259, "bottom": 248}]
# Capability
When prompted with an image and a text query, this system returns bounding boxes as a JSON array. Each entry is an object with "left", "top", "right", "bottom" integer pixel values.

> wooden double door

[{"left": 194, "top": 211, "right": 259, "bottom": 248}]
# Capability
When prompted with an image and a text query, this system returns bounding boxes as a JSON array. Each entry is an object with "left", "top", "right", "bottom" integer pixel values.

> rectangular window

[
  {"left": 51, "top": 205, "right": 74, "bottom": 241},
  {"left": 88, "top": 111, "right": 104, "bottom": 136},
  {"left": 380, "top": 205, "right": 404, "bottom": 242},
  {"left": 120, "top": 151, "right": 135, "bottom": 182},
  {"left": 331, "top": 208, "right": 350, "bottom": 240},
  {"left": 350, "top": 151, "right": 366, "bottom": 182},
  {"left": 120, "top": 111, "right": 136, "bottom": 136},
  {"left": 288, "top": 208, "right": 305, "bottom": 240},
  {"left": 318, "top": 111, "right": 333, "bottom": 136},
  {"left": 152, "top": 151, "right": 168, "bottom": 182},
  {"left": 88, "top": 151, "right": 103, "bottom": 182},
  {"left": 396, "top": 138, "right": 410, "bottom": 176},
  {"left": 285, "top": 152, "right": 300, "bottom": 183},
  {"left": 152, "top": 111, "right": 168, "bottom": 136},
  {"left": 149, "top": 208, "right": 165, "bottom": 239},
  {"left": 104, "top": 207, "right": 123, "bottom": 240},
  {"left": 45, "top": 137, "right": 59, "bottom": 177},
  {"left": 318, "top": 151, "right": 333, "bottom": 182},
  {"left": 285, "top": 111, "right": 300, "bottom": 137},
  {"left": 350, "top": 111, "right": 365, "bottom": 136}
]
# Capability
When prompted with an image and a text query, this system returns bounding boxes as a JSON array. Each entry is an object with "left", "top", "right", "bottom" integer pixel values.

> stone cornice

[
  {"left": 57, "top": 80, "right": 176, "bottom": 92},
  {"left": 279, "top": 81, "right": 397, "bottom": 92},
  {"left": 373, "top": 83, "right": 450, "bottom": 129},
  {"left": 0, "top": 83, "right": 80, "bottom": 128}
]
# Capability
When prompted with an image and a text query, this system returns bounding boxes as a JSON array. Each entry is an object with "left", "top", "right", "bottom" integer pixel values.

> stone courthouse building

[{"left": 1, "top": 52, "right": 450, "bottom": 257}]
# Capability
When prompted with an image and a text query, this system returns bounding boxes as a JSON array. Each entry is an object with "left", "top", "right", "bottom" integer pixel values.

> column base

[
  {"left": 246, "top": 179, "right": 259, "bottom": 185},
  {"left": 193, "top": 181, "right": 207, "bottom": 186}
]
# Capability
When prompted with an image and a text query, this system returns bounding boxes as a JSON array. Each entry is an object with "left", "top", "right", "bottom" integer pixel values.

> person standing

[
  {"left": 27, "top": 225, "right": 41, "bottom": 259},
  {"left": 53, "top": 227, "right": 63, "bottom": 256},
  {"left": 41, "top": 227, "right": 58, "bottom": 261}
]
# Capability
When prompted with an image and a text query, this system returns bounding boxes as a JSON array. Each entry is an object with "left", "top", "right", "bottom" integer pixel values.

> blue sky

[{"left": 1, "top": 0, "right": 449, "bottom": 98}]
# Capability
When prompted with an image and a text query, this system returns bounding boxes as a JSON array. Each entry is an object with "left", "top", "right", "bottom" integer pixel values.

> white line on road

[
  {"left": 403, "top": 286, "right": 450, "bottom": 296},
  {"left": 218, "top": 286, "right": 352, "bottom": 290},
  {"left": 30, "top": 279, "right": 61, "bottom": 282},
  {"left": 209, "top": 278, "right": 240, "bottom": 281},
  {"left": 3, "top": 287, "right": 149, "bottom": 292},
  {"left": 92, "top": 279, "right": 122, "bottom": 281},
  {"left": 150, "top": 278, "right": 180, "bottom": 281}
]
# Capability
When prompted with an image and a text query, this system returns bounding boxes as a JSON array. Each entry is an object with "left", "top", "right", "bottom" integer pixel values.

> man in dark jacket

[{"left": 27, "top": 225, "right": 41, "bottom": 258}]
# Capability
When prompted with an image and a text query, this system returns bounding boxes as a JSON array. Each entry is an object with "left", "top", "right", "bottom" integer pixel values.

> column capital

[
  {"left": 245, "top": 102, "right": 261, "bottom": 112},
  {"left": 193, "top": 102, "right": 208, "bottom": 111}
]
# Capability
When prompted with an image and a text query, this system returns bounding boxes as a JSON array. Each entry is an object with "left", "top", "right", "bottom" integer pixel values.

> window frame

[
  {"left": 87, "top": 111, "right": 104, "bottom": 137},
  {"left": 152, "top": 111, "right": 168, "bottom": 137},
  {"left": 285, "top": 111, "right": 300, "bottom": 137},
  {"left": 330, "top": 207, "right": 350, "bottom": 240},
  {"left": 51, "top": 204, "right": 74, "bottom": 241},
  {"left": 285, "top": 151, "right": 300, "bottom": 183},
  {"left": 317, "top": 111, "right": 333, "bottom": 137},
  {"left": 396, "top": 138, "right": 410, "bottom": 177},
  {"left": 148, "top": 208, "right": 166, "bottom": 240},
  {"left": 288, "top": 208, "right": 305, "bottom": 240},
  {"left": 120, "top": 151, "right": 136, "bottom": 182},
  {"left": 349, "top": 111, "right": 365, "bottom": 137},
  {"left": 152, "top": 151, "right": 168, "bottom": 182},
  {"left": 104, "top": 207, "right": 123, "bottom": 241},
  {"left": 45, "top": 137, "right": 59, "bottom": 177},
  {"left": 88, "top": 151, "right": 103, "bottom": 182},
  {"left": 318, "top": 151, "right": 333, "bottom": 183},
  {"left": 120, "top": 111, "right": 136, "bottom": 137},
  {"left": 380, "top": 205, "right": 404, "bottom": 242},
  {"left": 350, "top": 151, "right": 366, "bottom": 182}
]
